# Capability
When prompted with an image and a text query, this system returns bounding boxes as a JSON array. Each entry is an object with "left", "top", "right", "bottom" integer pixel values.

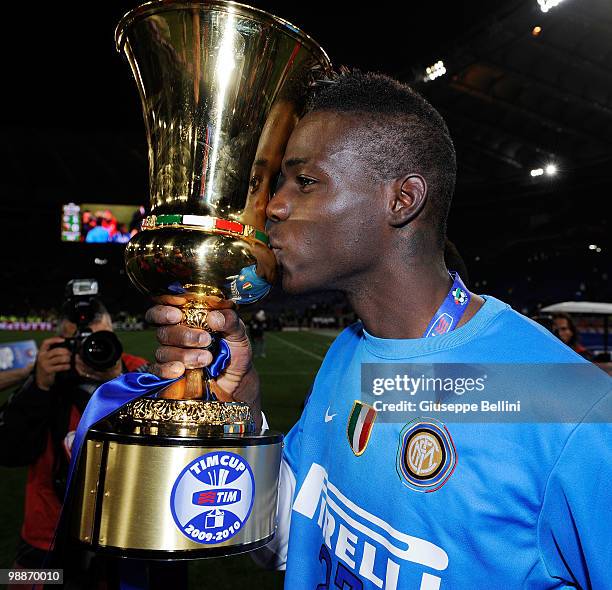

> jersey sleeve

[
  {"left": 537, "top": 388, "right": 612, "bottom": 589},
  {"left": 282, "top": 404, "right": 306, "bottom": 476},
  {"left": 252, "top": 391, "right": 310, "bottom": 570}
]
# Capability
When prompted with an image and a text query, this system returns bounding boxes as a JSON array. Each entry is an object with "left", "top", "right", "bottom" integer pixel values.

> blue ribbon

[
  {"left": 207, "top": 338, "right": 231, "bottom": 380},
  {"left": 65, "top": 372, "right": 179, "bottom": 496},
  {"left": 423, "top": 271, "right": 471, "bottom": 338}
]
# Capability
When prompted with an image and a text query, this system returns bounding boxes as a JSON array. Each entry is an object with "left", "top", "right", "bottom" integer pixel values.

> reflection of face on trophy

[{"left": 71, "top": 0, "right": 330, "bottom": 557}]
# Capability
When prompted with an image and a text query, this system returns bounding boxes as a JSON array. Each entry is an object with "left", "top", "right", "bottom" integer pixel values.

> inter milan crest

[
  {"left": 170, "top": 451, "right": 255, "bottom": 544},
  {"left": 396, "top": 418, "right": 457, "bottom": 492},
  {"left": 347, "top": 401, "right": 377, "bottom": 456}
]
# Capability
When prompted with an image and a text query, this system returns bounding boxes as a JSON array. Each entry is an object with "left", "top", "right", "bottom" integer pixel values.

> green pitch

[{"left": 0, "top": 329, "right": 336, "bottom": 588}]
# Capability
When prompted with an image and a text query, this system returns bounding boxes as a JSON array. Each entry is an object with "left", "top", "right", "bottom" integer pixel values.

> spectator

[{"left": 552, "top": 312, "right": 594, "bottom": 360}]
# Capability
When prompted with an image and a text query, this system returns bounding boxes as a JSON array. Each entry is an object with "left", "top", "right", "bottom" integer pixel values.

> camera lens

[{"left": 80, "top": 331, "right": 123, "bottom": 370}]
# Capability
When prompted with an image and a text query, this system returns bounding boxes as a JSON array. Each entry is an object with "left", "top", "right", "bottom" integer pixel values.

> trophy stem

[
  {"left": 159, "top": 302, "right": 214, "bottom": 400},
  {"left": 159, "top": 368, "right": 205, "bottom": 400}
]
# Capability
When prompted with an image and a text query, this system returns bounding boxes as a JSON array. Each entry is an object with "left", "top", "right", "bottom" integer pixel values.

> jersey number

[{"left": 316, "top": 544, "right": 364, "bottom": 590}]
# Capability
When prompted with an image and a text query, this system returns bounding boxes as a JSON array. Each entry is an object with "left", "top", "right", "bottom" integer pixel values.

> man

[
  {"left": 147, "top": 71, "right": 611, "bottom": 589},
  {"left": 0, "top": 298, "right": 148, "bottom": 575}
]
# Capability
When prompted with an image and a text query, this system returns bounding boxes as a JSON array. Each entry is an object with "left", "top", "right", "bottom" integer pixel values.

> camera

[{"left": 51, "top": 279, "right": 123, "bottom": 371}]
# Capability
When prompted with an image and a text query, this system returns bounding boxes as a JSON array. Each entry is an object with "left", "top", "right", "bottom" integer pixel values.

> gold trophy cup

[{"left": 71, "top": 0, "right": 330, "bottom": 558}]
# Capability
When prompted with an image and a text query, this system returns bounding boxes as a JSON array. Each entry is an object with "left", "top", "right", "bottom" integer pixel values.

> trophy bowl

[{"left": 70, "top": 0, "right": 331, "bottom": 558}]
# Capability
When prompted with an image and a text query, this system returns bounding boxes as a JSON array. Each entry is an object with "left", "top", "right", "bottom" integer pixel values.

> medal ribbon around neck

[{"left": 422, "top": 271, "right": 471, "bottom": 338}]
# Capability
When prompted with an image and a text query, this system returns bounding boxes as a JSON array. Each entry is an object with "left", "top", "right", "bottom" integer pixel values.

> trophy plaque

[{"left": 71, "top": 0, "right": 330, "bottom": 558}]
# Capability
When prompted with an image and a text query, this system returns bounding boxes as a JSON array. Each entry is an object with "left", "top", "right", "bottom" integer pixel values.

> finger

[
  {"left": 149, "top": 361, "right": 185, "bottom": 380},
  {"left": 43, "top": 348, "right": 72, "bottom": 362},
  {"left": 145, "top": 305, "right": 183, "bottom": 326},
  {"left": 153, "top": 295, "right": 188, "bottom": 307},
  {"left": 44, "top": 362, "right": 72, "bottom": 373},
  {"left": 157, "top": 325, "right": 212, "bottom": 348},
  {"left": 206, "top": 310, "right": 246, "bottom": 342},
  {"left": 39, "top": 337, "right": 66, "bottom": 353},
  {"left": 155, "top": 346, "right": 212, "bottom": 369},
  {"left": 45, "top": 355, "right": 72, "bottom": 367}
]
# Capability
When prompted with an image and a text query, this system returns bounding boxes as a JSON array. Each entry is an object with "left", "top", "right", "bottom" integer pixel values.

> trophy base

[
  {"left": 74, "top": 533, "right": 276, "bottom": 562},
  {"left": 72, "top": 418, "right": 283, "bottom": 559}
]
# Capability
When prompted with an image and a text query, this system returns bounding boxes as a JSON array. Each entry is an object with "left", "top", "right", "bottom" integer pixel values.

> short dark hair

[{"left": 306, "top": 70, "right": 456, "bottom": 243}]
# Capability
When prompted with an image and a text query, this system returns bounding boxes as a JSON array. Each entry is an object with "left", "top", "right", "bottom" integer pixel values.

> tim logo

[
  {"left": 193, "top": 489, "right": 242, "bottom": 505},
  {"left": 170, "top": 451, "right": 255, "bottom": 545},
  {"left": 426, "top": 313, "right": 453, "bottom": 337}
]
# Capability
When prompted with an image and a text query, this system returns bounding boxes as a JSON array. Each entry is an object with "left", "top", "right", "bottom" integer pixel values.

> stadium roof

[{"left": 541, "top": 301, "right": 612, "bottom": 314}]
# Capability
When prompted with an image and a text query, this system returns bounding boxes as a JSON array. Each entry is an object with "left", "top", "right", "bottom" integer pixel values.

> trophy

[{"left": 71, "top": 0, "right": 330, "bottom": 558}]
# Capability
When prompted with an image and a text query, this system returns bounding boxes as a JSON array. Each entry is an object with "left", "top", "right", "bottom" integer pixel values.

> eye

[{"left": 296, "top": 175, "right": 316, "bottom": 190}]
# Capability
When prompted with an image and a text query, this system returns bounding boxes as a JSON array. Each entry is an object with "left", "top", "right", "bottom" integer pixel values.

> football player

[{"left": 147, "top": 71, "right": 611, "bottom": 589}]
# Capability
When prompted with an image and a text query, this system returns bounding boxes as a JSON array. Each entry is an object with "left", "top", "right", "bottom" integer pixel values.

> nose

[{"left": 266, "top": 190, "right": 290, "bottom": 223}]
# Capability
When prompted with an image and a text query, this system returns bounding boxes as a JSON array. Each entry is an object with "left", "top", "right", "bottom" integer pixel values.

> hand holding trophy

[
  {"left": 71, "top": 0, "right": 330, "bottom": 558},
  {"left": 147, "top": 304, "right": 263, "bottom": 424}
]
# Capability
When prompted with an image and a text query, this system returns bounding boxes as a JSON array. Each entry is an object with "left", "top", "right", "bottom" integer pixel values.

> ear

[{"left": 386, "top": 174, "right": 427, "bottom": 227}]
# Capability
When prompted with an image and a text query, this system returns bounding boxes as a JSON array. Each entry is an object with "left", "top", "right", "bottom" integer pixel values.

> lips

[
  {"left": 268, "top": 236, "right": 285, "bottom": 267},
  {"left": 268, "top": 232, "right": 282, "bottom": 251}
]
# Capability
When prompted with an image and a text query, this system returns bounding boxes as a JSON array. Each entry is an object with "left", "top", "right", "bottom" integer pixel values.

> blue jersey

[{"left": 278, "top": 296, "right": 611, "bottom": 589}]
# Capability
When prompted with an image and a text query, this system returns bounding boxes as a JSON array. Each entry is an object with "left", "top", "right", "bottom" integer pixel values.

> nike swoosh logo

[{"left": 325, "top": 407, "right": 337, "bottom": 423}]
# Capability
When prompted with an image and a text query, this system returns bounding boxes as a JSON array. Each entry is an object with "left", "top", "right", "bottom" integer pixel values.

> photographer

[{"left": 0, "top": 285, "right": 148, "bottom": 577}]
